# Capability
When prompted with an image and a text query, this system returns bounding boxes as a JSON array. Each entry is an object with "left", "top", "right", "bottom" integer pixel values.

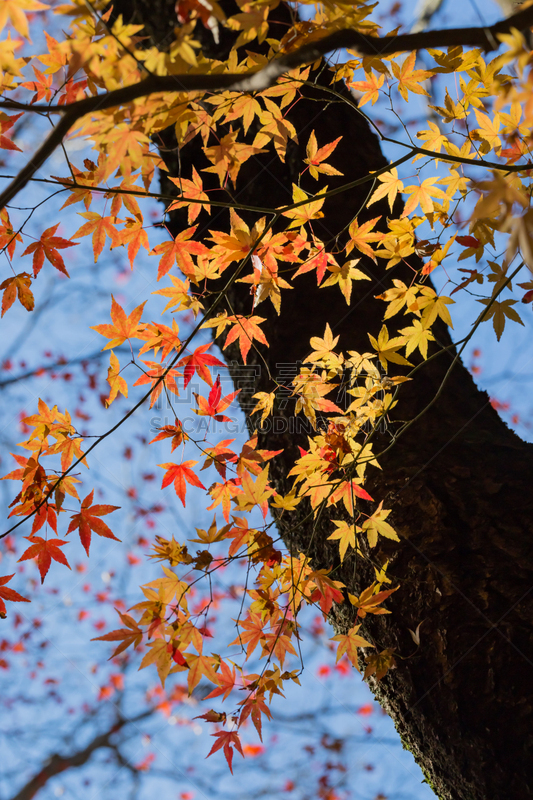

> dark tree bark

[{"left": 109, "top": 3, "right": 533, "bottom": 797}]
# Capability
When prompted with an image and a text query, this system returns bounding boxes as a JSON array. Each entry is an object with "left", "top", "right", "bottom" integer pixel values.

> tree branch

[
  {"left": 7, "top": 711, "right": 152, "bottom": 800},
  {"left": 0, "top": 5, "right": 532, "bottom": 210}
]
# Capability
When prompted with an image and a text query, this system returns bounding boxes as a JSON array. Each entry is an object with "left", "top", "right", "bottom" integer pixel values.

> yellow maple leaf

[
  {"left": 391, "top": 52, "right": 432, "bottom": 101},
  {"left": 368, "top": 169, "right": 403, "bottom": 214},
  {"left": 350, "top": 71, "right": 384, "bottom": 106},
  {"left": 282, "top": 184, "right": 327, "bottom": 229},
  {"left": 0, "top": 0, "right": 48, "bottom": 39}
]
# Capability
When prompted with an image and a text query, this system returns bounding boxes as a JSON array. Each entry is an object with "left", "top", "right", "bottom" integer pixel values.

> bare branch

[{"left": 7, "top": 711, "right": 152, "bottom": 800}]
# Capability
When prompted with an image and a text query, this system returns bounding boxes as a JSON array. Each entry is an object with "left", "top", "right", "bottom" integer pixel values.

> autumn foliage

[{"left": 1, "top": 0, "right": 533, "bottom": 774}]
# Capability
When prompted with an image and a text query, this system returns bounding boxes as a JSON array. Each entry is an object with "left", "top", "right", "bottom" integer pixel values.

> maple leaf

[
  {"left": 202, "top": 660, "right": 236, "bottom": 701},
  {"left": 21, "top": 65, "right": 52, "bottom": 102},
  {"left": 179, "top": 343, "right": 225, "bottom": 388},
  {"left": 251, "top": 391, "right": 276, "bottom": 424},
  {"left": 368, "top": 325, "right": 412, "bottom": 370},
  {"left": 0, "top": 574, "right": 30, "bottom": 619},
  {"left": 133, "top": 360, "right": 181, "bottom": 408},
  {"left": 368, "top": 169, "right": 403, "bottom": 214},
  {"left": 203, "top": 130, "right": 266, "bottom": 186},
  {"left": 0, "top": 273, "right": 34, "bottom": 316},
  {"left": 346, "top": 216, "right": 381, "bottom": 262},
  {"left": 151, "top": 226, "right": 209, "bottom": 280},
  {"left": 207, "top": 478, "right": 242, "bottom": 522},
  {"left": 477, "top": 297, "right": 524, "bottom": 341},
  {"left": 282, "top": 184, "right": 327, "bottom": 229},
  {"left": 116, "top": 219, "right": 150, "bottom": 269},
  {"left": 322, "top": 259, "right": 370, "bottom": 304},
  {"left": 364, "top": 648, "right": 396, "bottom": 681},
  {"left": 234, "top": 466, "right": 274, "bottom": 518},
  {"left": 391, "top": 52, "right": 432, "bottom": 101},
  {"left": 137, "top": 319, "right": 181, "bottom": 361},
  {"left": 222, "top": 94, "right": 262, "bottom": 135},
  {"left": 18, "top": 535, "right": 71, "bottom": 583},
  {"left": 231, "top": 613, "right": 266, "bottom": 659},
  {"left": 105, "top": 351, "right": 128, "bottom": 407},
  {"left": 0, "top": 0, "right": 47, "bottom": 39},
  {"left": 0, "top": 208, "right": 23, "bottom": 258},
  {"left": 361, "top": 501, "right": 400, "bottom": 547},
  {"left": 92, "top": 610, "right": 143, "bottom": 658},
  {"left": 193, "top": 375, "right": 240, "bottom": 422},
  {"left": 207, "top": 730, "right": 244, "bottom": 774},
  {"left": 304, "top": 131, "right": 343, "bottom": 180},
  {"left": 402, "top": 178, "right": 448, "bottom": 217},
  {"left": 91, "top": 296, "right": 146, "bottom": 350},
  {"left": 399, "top": 319, "right": 435, "bottom": 359},
  {"left": 0, "top": 111, "right": 22, "bottom": 151},
  {"left": 328, "top": 519, "right": 358, "bottom": 563},
  {"left": 22, "top": 223, "right": 77, "bottom": 278},
  {"left": 350, "top": 71, "right": 384, "bottom": 106},
  {"left": 474, "top": 110, "right": 502, "bottom": 154},
  {"left": 223, "top": 315, "right": 268, "bottom": 364},
  {"left": 348, "top": 583, "right": 398, "bottom": 618},
  {"left": 159, "top": 460, "right": 206, "bottom": 506},
  {"left": 327, "top": 479, "right": 373, "bottom": 516},
  {"left": 149, "top": 419, "right": 188, "bottom": 451},
  {"left": 331, "top": 625, "right": 374, "bottom": 672},
  {"left": 67, "top": 490, "right": 120, "bottom": 555},
  {"left": 186, "top": 653, "right": 220, "bottom": 694},
  {"left": 167, "top": 167, "right": 211, "bottom": 223},
  {"left": 73, "top": 213, "right": 121, "bottom": 262},
  {"left": 102, "top": 125, "right": 150, "bottom": 181}
]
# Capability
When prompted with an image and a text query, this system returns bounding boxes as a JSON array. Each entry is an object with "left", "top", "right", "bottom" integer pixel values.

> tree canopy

[{"left": 1, "top": 1, "right": 533, "bottom": 798}]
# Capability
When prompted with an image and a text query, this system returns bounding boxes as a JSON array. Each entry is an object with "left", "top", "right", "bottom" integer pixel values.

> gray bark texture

[{"left": 108, "top": 2, "right": 533, "bottom": 797}]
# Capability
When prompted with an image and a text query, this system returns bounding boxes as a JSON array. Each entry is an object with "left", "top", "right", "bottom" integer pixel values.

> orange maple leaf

[
  {"left": 167, "top": 167, "right": 211, "bottom": 223},
  {"left": 158, "top": 460, "right": 206, "bottom": 506},
  {"left": 331, "top": 625, "right": 374, "bottom": 672},
  {"left": 21, "top": 65, "right": 53, "bottom": 103},
  {"left": 151, "top": 226, "right": 209, "bottom": 280},
  {"left": 91, "top": 609, "right": 143, "bottom": 657},
  {"left": 67, "top": 490, "right": 120, "bottom": 555},
  {"left": 73, "top": 213, "right": 121, "bottom": 262},
  {"left": 22, "top": 223, "right": 77, "bottom": 278},
  {"left": 133, "top": 360, "right": 181, "bottom": 408},
  {"left": 350, "top": 71, "right": 384, "bottom": 106},
  {"left": 105, "top": 351, "right": 128, "bottom": 407},
  {"left": 91, "top": 296, "right": 146, "bottom": 350},
  {"left": 223, "top": 315, "right": 268, "bottom": 363},
  {"left": 304, "top": 130, "right": 343, "bottom": 180},
  {"left": 149, "top": 419, "right": 188, "bottom": 451},
  {"left": 18, "top": 535, "right": 71, "bottom": 583},
  {"left": 0, "top": 273, "right": 34, "bottom": 316}
]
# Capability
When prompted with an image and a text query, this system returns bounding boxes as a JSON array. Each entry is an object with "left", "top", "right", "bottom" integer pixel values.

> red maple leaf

[
  {"left": 67, "top": 490, "right": 120, "bottom": 555},
  {"left": 0, "top": 574, "right": 30, "bottom": 619},
  {"left": 18, "top": 535, "right": 71, "bottom": 583},
  {"left": 0, "top": 113, "right": 23, "bottom": 152},
  {"left": 178, "top": 343, "right": 225, "bottom": 388},
  {"left": 22, "top": 223, "right": 78, "bottom": 277},
  {"left": 207, "top": 730, "right": 244, "bottom": 773},
  {"left": 193, "top": 375, "right": 240, "bottom": 422}
]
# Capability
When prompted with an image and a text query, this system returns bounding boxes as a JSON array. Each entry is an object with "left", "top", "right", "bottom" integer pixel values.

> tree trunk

[{"left": 110, "top": 3, "right": 533, "bottom": 797}]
